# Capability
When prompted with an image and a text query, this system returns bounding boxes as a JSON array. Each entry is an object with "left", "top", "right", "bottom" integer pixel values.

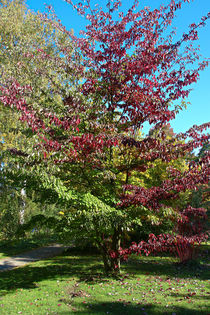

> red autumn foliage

[{"left": 116, "top": 206, "right": 208, "bottom": 264}]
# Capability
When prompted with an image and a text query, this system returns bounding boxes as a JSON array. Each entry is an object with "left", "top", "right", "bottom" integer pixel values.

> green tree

[
  {"left": 0, "top": 0, "right": 76, "bottom": 235},
  {"left": 190, "top": 143, "right": 210, "bottom": 216},
  {"left": 0, "top": 0, "right": 75, "bottom": 157}
]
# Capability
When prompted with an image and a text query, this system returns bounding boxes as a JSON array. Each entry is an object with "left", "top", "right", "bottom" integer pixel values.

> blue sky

[{"left": 26, "top": 0, "right": 210, "bottom": 134}]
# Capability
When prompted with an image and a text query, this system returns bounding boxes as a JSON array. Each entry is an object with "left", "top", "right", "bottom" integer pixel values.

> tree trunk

[
  {"left": 97, "top": 227, "right": 122, "bottom": 275},
  {"left": 111, "top": 227, "right": 121, "bottom": 272}
]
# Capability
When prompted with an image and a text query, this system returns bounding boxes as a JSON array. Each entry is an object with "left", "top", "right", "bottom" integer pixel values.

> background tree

[
  {"left": 126, "top": 124, "right": 192, "bottom": 242},
  {"left": 190, "top": 143, "right": 210, "bottom": 218},
  {"left": 0, "top": 0, "right": 77, "bottom": 236},
  {"left": 0, "top": 0, "right": 209, "bottom": 274}
]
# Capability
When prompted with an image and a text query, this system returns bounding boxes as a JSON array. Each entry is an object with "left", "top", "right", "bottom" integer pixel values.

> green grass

[
  {"left": 0, "top": 235, "right": 59, "bottom": 260},
  {"left": 0, "top": 246, "right": 209, "bottom": 315}
]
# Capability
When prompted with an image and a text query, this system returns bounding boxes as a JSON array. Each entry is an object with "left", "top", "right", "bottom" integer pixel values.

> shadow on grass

[
  {"left": 0, "top": 236, "right": 58, "bottom": 258},
  {"left": 59, "top": 301, "right": 209, "bottom": 315},
  {"left": 0, "top": 254, "right": 104, "bottom": 295},
  {"left": 0, "top": 247, "right": 209, "bottom": 296},
  {"left": 124, "top": 255, "right": 209, "bottom": 281}
]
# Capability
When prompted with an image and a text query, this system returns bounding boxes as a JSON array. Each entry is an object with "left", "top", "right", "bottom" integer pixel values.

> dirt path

[{"left": 0, "top": 244, "right": 70, "bottom": 272}]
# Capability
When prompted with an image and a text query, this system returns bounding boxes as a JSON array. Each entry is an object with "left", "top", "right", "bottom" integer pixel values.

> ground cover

[
  {"left": 0, "top": 236, "right": 58, "bottom": 260},
  {"left": 0, "top": 245, "right": 209, "bottom": 315}
]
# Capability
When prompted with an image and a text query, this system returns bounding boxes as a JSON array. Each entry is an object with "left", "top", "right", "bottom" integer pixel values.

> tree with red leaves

[{"left": 0, "top": 0, "right": 209, "bottom": 274}]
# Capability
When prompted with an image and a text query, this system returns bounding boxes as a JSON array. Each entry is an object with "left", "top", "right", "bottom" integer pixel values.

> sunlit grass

[{"left": 0, "top": 245, "right": 209, "bottom": 315}]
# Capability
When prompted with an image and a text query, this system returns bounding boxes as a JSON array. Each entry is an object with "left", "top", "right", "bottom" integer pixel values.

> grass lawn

[
  {"left": 0, "top": 245, "right": 209, "bottom": 315},
  {"left": 0, "top": 236, "right": 59, "bottom": 260}
]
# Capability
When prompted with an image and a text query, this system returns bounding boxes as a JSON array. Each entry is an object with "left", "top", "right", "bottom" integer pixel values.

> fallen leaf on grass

[{"left": 66, "top": 284, "right": 90, "bottom": 298}]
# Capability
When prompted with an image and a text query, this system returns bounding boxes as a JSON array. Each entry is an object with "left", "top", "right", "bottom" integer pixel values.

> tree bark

[{"left": 97, "top": 227, "right": 122, "bottom": 275}]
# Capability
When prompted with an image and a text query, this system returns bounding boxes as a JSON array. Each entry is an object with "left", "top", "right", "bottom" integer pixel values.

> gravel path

[{"left": 0, "top": 244, "right": 70, "bottom": 272}]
